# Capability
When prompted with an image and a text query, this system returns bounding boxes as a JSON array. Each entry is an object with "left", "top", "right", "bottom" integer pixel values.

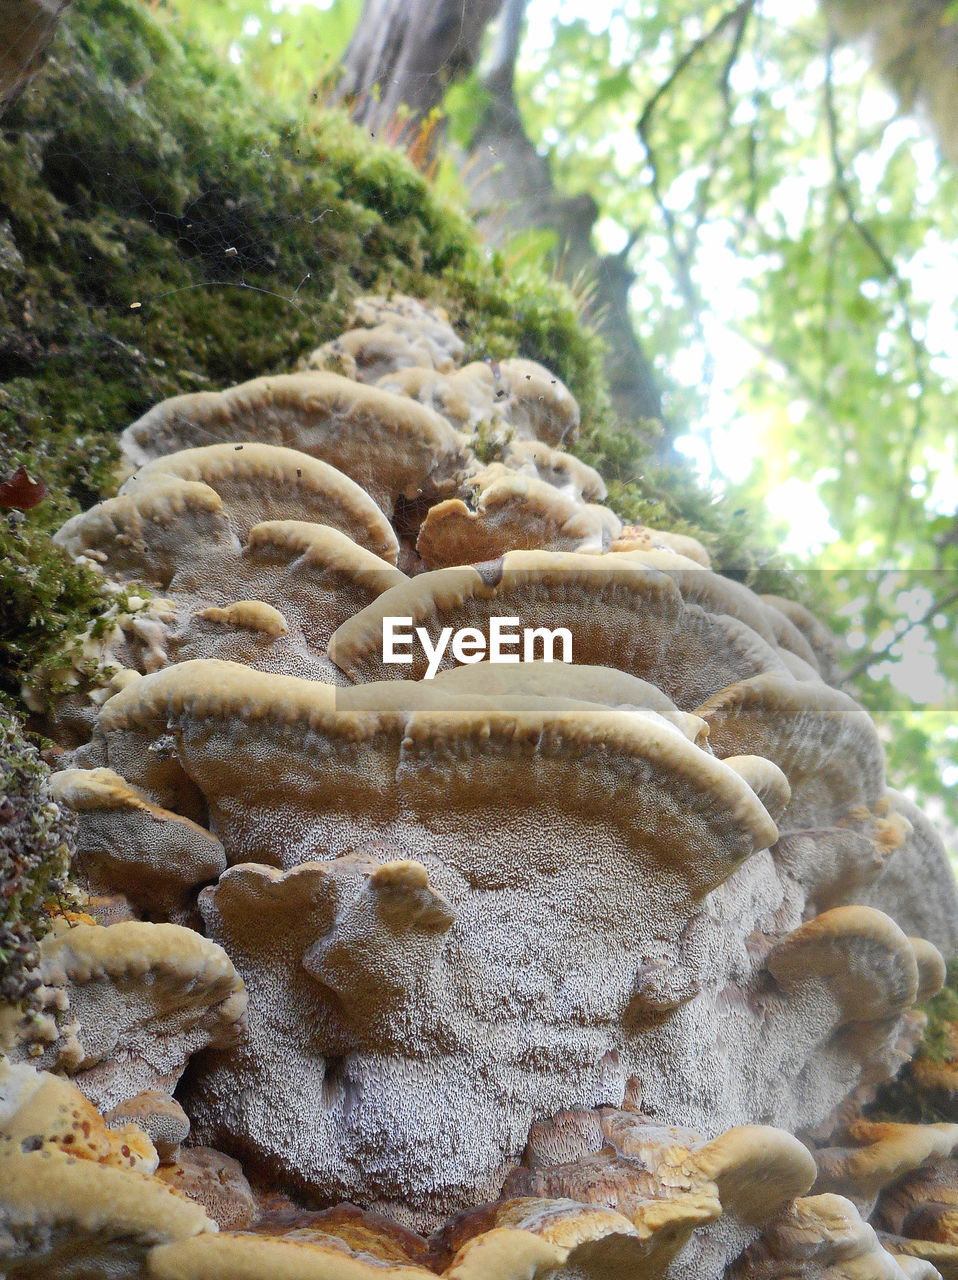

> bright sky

[{"left": 523, "top": 0, "right": 958, "bottom": 559}]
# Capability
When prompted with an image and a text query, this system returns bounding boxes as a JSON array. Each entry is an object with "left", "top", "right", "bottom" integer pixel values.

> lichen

[{"left": 0, "top": 711, "right": 76, "bottom": 1002}]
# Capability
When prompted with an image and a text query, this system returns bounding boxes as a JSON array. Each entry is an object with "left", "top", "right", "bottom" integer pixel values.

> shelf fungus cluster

[{"left": 3, "top": 295, "right": 957, "bottom": 1278}]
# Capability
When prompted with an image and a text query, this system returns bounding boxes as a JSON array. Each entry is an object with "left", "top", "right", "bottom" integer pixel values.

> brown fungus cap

[
  {"left": 156, "top": 1147, "right": 259, "bottom": 1230},
  {"left": 95, "top": 659, "right": 779, "bottom": 889},
  {"left": 499, "top": 439, "right": 607, "bottom": 501},
  {"left": 732, "top": 1193, "right": 922, "bottom": 1279},
  {"left": 720, "top": 755, "right": 793, "bottom": 825},
  {"left": 246, "top": 519, "right": 404, "bottom": 585},
  {"left": 195, "top": 600, "right": 289, "bottom": 640},
  {"left": 374, "top": 364, "right": 492, "bottom": 433},
  {"left": 478, "top": 357, "right": 581, "bottom": 445},
  {"left": 416, "top": 473, "right": 620, "bottom": 568},
  {"left": 503, "top": 1106, "right": 814, "bottom": 1269},
  {"left": 0, "top": 1060, "right": 157, "bottom": 1173},
  {"left": 377, "top": 358, "right": 580, "bottom": 446},
  {"left": 48, "top": 768, "right": 226, "bottom": 922},
  {"left": 148, "top": 1231, "right": 437, "bottom": 1279},
  {"left": 0, "top": 1062, "right": 213, "bottom": 1278},
  {"left": 54, "top": 477, "right": 233, "bottom": 590},
  {"left": 123, "top": 442, "right": 399, "bottom": 563},
  {"left": 766, "top": 906, "right": 920, "bottom": 1025},
  {"left": 611, "top": 523, "right": 711, "bottom": 566},
  {"left": 304, "top": 321, "right": 460, "bottom": 383},
  {"left": 622, "top": 559, "right": 783, "bottom": 651},
  {"left": 303, "top": 293, "right": 465, "bottom": 378},
  {"left": 349, "top": 293, "right": 465, "bottom": 354},
  {"left": 0, "top": 1144, "right": 215, "bottom": 1279},
  {"left": 880, "top": 1233, "right": 958, "bottom": 1279},
  {"left": 761, "top": 592, "right": 842, "bottom": 682},
  {"left": 327, "top": 551, "right": 790, "bottom": 705},
  {"left": 690, "top": 1124, "right": 818, "bottom": 1226},
  {"left": 875, "top": 1156, "right": 958, "bottom": 1235},
  {"left": 0, "top": 920, "right": 247, "bottom": 1111},
  {"left": 55, "top": 491, "right": 406, "bottom": 683},
  {"left": 120, "top": 372, "right": 468, "bottom": 514},
  {"left": 858, "top": 790, "right": 958, "bottom": 958},
  {"left": 911, "top": 937, "right": 948, "bottom": 1001},
  {"left": 432, "top": 1197, "right": 669, "bottom": 1280},
  {"left": 430, "top": 660, "right": 710, "bottom": 745},
  {"left": 105, "top": 1090, "right": 190, "bottom": 1165},
  {"left": 815, "top": 1120, "right": 958, "bottom": 1206},
  {"left": 695, "top": 673, "right": 886, "bottom": 828}
]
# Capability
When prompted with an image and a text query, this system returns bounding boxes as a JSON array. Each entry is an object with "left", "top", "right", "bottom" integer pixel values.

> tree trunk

[
  {"left": 333, "top": 0, "right": 664, "bottom": 430},
  {"left": 0, "top": 0, "right": 70, "bottom": 114},
  {"left": 464, "top": 0, "right": 663, "bottom": 427},
  {"left": 333, "top": 0, "right": 505, "bottom": 135}
]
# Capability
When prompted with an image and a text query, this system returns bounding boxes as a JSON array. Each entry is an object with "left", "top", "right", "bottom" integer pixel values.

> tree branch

[
  {"left": 636, "top": 0, "right": 756, "bottom": 140},
  {"left": 633, "top": 1, "right": 756, "bottom": 435},
  {"left": 842, "top": 585, "right": 958, "bottom": 685}
]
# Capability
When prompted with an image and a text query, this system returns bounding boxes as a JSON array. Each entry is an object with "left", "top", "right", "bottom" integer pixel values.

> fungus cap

[{"left": 120, "top": 372, "right": 468, "bottom": 513}]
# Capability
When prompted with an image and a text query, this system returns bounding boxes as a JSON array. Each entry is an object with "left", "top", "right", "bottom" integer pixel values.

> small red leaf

[{"left": 0, "top": 465, "right": 48, "bottom": 510}]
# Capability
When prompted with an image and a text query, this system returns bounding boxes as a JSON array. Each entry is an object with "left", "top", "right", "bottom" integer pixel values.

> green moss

[
  {"left": 865, "top": 957, "right": 958, "bottom": 1124},
  {"left": 0, "top": 513, "right": 110, "bottom": 711},
  {"left": 917, "top": 956, "right": 958, "bottom": 1066},
  {"left": 0, "top": 711, "right": 75, "bottom": 1000}
]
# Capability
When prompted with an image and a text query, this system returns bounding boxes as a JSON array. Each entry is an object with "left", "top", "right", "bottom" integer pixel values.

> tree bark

[
  {"left": 0, "top": 0, "right": 70, "bottom": 115},
  {"left": 463, "top": 0, "right": 664, "bottom": 427},
  {"left": 333, "top": 0, "right": 664, "bottom": 429},
  {"left": 333, "top": 0, "right": 506, "bottom": 135}
]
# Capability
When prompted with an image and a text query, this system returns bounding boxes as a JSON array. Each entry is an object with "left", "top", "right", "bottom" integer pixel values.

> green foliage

[
  {"left": 161, "top": 0, "right": 362, "bottom": 99},
  {"left": 919, "top": 956, "right": 958, "bottom": 1065}
]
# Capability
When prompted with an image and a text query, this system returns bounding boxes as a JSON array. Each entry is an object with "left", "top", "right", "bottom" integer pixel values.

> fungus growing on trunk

[{"left": 4, "top": 296, "right": 954, "bottom": 1278}]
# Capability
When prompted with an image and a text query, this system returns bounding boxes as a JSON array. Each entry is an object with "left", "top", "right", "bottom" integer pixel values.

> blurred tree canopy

[{"left": 121, "top": 0, "right": 958, "bottom": 827}]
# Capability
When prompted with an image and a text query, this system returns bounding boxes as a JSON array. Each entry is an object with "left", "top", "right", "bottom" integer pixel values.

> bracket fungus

[
  {"left": 0, "top": 1062, "right": 214, "bottom": 1277},
  {"left": 302, "top": 293, "right": 466, "bottom": 381},
  {"left": 326, "top": 550, "right": 796, "bottom": 706},
  {"left": 4, "top": 295, "right": 956, "bottom": 1278},
  {"left": 416, "top": 472, "right": 621, "bottom": 568},
  {"left": 0, "top": 919, "right": 247, "bottom": 1111},
  {"left": 120, "top": 373, "right": 469, "bottom": 516},
  {"left": 47, "top": 768, "right": 227, "bottom": 923},
  {"left": 377, "top": 357, "right": 581, "bottom": 448}
]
